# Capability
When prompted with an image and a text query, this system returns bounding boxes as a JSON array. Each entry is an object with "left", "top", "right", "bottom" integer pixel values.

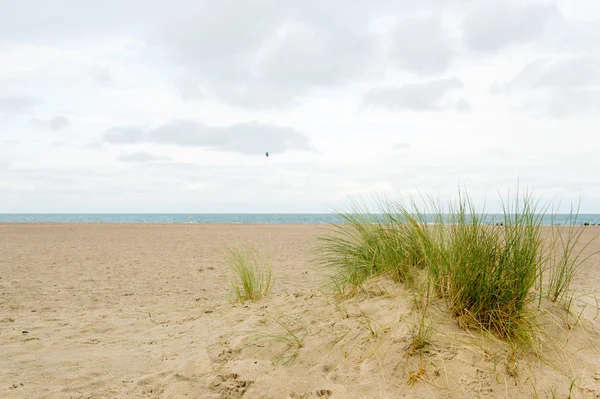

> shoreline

[{"left": 2, "top": 222, "right": 600, "bottom": 227}]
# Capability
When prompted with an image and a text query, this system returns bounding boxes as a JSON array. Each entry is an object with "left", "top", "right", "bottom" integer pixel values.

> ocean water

[
  {"left": 0, "top": 214, "right": 338, "bottom": 224},
  {"left": 0, "top": 213, "right": 599, "bottom": 225}
]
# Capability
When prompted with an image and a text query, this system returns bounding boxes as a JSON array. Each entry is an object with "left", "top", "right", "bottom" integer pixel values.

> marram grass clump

[
  {"left": 227, "top": 245, "right": 273, "bottom": 304},
  {"left": 435, "top": 193, "right": 544, "bottom": 339},
  {"left": 318, "top": 189, "right": 591, "bottom": 341}
]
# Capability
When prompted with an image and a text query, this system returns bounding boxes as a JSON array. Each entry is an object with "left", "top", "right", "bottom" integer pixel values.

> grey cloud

[
  {"left": 390, "top": 16, "right": 456, "bottom": 75},
  {"left": 150, "top": 121, "right": 314, "bottom": 154},
  {"left": 394, "top": 143, "right": 410, "bottom": 150},
  {"left": 0, "top": 0, "right": 198, "bottom": 45},
  {"left": 455, "top": 99, "right": 471, "bottom": 112},
  {"left": 258, "top": 24, "right": 377, "bottom": 87},
  {"left": 361, "top": 78, "right": 464, "bottom": 111},
  {"left": 495, "top": 56, "right": 600, "bottom": 116},
  {"left": 147, "top": 120, "right": 208, "bottom": 146},
  {"left": 159, "top": 2, "right": 390, "bottom": 106},
  {"left": 160, "top": 0, "right": 285, "bottom": 81},
  {"left": 82, "top": 142, "right": 104, "bottom": 150},
  {"left": 0, "top": 0, "right": 444, "bottom": 46},
  {"left": 0, "top": 96, "right": 41, "bottom": 114},
  {"left": 176, "top": 76, "right": 207, "bottom": 101},
  {"left": 92, "top": 66, "right": 112, "bottom": 86},
  {"left": 463, "top": 1, "right": 559, "bottom": 53},
  {"left": 104, "top": 126, "right": 145, "bottom": 143},
  {"left": 49, "top": 115, "right": 70, "bottom": 130},
  {"left": 217, "top": 28, "right": 378, "bottom": 107},
  {"left": 117, "top": 152, "right": 172, "bottom": 163},
  {"left": 504, "top": 57, "right": 600, "bottom": 91},
  {"left": 159, "top": 1, "right": 499, "bottom": 106},
  {"left": 104, "top": 120, "right": 315, "bottom": 154}
]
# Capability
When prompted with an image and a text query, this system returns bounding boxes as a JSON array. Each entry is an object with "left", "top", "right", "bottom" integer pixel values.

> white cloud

[
  {"left": 394, "top": 143, "right": 410, "bottom": 150},
  {"left": 361, "top": 78, "right": 465, "bottom": 111}
]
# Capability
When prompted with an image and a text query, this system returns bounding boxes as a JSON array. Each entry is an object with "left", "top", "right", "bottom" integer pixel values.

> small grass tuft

[
  {"left": 254, "top": 317, "right": 305, "bottom": 365},
  {"left": 408, "top": 315, "right": 436, "bottom": 356},
  {"left": 227, "top": 245, "right": 273, "bottom": 304},
  {"left": 407, "top": 361, "right": 427, "bottom": 386},
  {"left": 546, "top": 207, "right": 597, "bottom": 305},
  {"left": 408, "top": 279, "right": 437, "bottom": 356}
]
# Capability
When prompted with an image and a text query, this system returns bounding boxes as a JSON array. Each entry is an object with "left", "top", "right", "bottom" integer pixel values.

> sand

[{"left": 1, "top": 224, "right": 600, "bottom": 399}]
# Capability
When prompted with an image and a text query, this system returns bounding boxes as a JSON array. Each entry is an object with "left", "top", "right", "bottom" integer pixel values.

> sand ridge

[{"left": 1, "top": 224, "right": 600, "bottom": 398}]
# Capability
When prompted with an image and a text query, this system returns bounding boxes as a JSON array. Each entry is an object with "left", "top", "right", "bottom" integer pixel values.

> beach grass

[
  {"left": 317, "top": 210, "right": 408, "bottom": 294},
  {"left": 317, "top": 189, "right": 591, "bottom": 342},
  {"left": 545, "top": 208, "right": 597, "bottom": 305},
  {"left": 437, "top": 191, "right": 544, "bottom": 339},
  {"left": 227, "top": 245, "right": 273, "bottom": 304},
  {"left": 408, "top": 278, "right": 437, "bottom": 356},
  {"left": 253, "top": 317, "right": 305, "bottom": 365},
  {"left": 408, "top": 310, "right": 437, "bottom": 356},
  {"left": 317, "top": 201, "right": 424, "bottom": 294}
]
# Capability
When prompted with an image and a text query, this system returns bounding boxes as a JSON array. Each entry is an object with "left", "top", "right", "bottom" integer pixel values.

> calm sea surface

[{"left": 0, "top": 214, "right": 599, "bottom": 225}]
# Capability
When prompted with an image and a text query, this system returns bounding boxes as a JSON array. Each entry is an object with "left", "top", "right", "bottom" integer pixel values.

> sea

[{"left": 0, "top": 214, "right": 599, "bottom": 225}]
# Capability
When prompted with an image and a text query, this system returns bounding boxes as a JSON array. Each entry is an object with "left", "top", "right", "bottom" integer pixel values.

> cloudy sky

[{"left": 1, "top": 0, "right": 599, "bottom": 213}]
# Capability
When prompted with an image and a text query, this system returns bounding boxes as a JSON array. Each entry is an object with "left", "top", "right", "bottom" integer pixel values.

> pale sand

[{"left": 1, "top": 224, "right": 600, "bottom": 399}]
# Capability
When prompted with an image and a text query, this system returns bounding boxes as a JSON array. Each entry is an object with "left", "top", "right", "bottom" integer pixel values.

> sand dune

[{"left": 1, "top": 224, "right": 599, "bottom": 398}]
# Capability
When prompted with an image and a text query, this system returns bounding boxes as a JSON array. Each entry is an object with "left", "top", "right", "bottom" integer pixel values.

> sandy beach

[{"left": 1, "top": 224, "right": 600, "bottom": 399}]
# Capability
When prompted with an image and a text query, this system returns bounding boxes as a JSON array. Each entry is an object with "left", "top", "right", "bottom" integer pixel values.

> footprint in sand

[{"left": 209, "top": 373, "right": 253, "bottom": 399}]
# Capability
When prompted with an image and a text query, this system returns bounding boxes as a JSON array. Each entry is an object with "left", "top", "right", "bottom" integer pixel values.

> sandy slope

[{"left": 1, "top": 224, "right": 599, "bottom": 399}]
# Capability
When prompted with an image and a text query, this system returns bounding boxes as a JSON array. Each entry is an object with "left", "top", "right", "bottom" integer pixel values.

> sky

[{"left": 1, "top": 0, "right": 599, "bottom": 213}]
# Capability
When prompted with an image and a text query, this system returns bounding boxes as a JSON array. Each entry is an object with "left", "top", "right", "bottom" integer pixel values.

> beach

[{"left": 1, "top": 223, "right": 600, "bottom": 398}]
